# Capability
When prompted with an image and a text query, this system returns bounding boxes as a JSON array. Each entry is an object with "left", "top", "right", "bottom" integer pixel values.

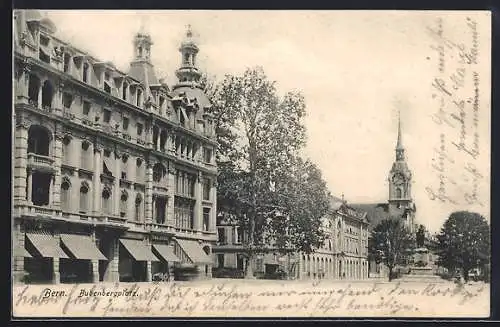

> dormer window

[
  {"left": 63, "top": 53, "right": 71, "bottom": 73},
  {"left": 82, "top": 63, "right": 89, "bottom": 83},
  {"left": 122, "top": 82, "right": 128, "bottom": 101},
  {"left": 136, "top": 89, "right": 142, "bottom": 107}
]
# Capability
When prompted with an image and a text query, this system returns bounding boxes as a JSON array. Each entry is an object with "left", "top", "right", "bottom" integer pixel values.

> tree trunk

[
  {"left": 245, "top": 212, "right": 256, "bottom": 279},
  {"left": 463, "top": 267, "right": 469, "bottom": 283},
  {"left": 388, "top": 267, "right": 393, "bottom": 282},
  {"left": 245, "top": 254, "right": 255, "bottom": 279}
]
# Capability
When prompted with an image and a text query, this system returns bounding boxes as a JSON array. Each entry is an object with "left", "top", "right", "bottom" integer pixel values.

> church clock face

[{"left": 392, "top": 172, "right": 405, "bottom": 186}]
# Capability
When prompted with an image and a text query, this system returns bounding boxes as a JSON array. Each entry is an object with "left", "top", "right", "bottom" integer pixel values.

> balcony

[
  {"left": 150, "top": 223, "right": 176, "bottom": 234},
  {"left": 27, "top": 153, "right": 56, "bottom": 173},
  {"left": 152, "top": 182, "right": 169, "bottom": 196}
]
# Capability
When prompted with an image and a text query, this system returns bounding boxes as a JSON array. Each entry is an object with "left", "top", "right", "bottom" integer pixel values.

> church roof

[{"left": 349, "top": 203, "right": 390, "bottom": 232}]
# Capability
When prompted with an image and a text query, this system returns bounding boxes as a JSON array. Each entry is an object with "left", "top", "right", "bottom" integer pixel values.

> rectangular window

[
  {"left": 217, "top": 254, "right": 225, "bottom": 269},
  {"left": 103, "top": 109, "right": 111, "bottom": 123},
  {"left": 235, "top": 227, "right": 243, "bottom": 244},
  {"left": 203, "top": 148, "right": 212, "bottom": 164},
  {"left": 136, "top": 123, "right": 143, "bottom": 136},
  {"left": 203, "top": 208, "right": 210, "bottom": 231},
  {"left": 83, "top": 101, "right": 91, "bottom": 116},
  {"left": 62, "top": 93, "right": 73, "bottom": 109},
  {"left": 122, "top": 117, "right": 129, "bottom": 130},
  {"left": 203, "top": 179, "right": 211, "bottom": 201},
  {"left": 218, "top": 228, "right": 226, "bottom": 244},
  {"left": 121, "top": 172, "right": 127, "bottom": 180}
]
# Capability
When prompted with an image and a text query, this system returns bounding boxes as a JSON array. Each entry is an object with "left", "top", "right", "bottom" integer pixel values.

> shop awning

[
  {"left": 26, "top": 232, "right": 69, "bottom": 259},
  {"left": 60, "top": 234, "right": 107, "bottom": 260},
  {"left": 153, "top": 244, "right": 181, "bottom": 262},
  {"left": 120, "top": 239, "right": 160, "bottom": 262},
  {"left": 175, "top": 239, "right": 212, "bottom": 265}
]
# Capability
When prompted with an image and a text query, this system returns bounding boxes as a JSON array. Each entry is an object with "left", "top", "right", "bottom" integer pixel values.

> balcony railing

[{"left": 27, "top": 153, "right": 56, "bottom": 172}]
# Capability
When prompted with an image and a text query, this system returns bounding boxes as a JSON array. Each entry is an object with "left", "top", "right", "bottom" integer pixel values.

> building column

[
  {"left": 16, "top": 66, "right": 30, "bottom": 104},
  {"left": 168, "top": 133, "right": 176, "bottom": 155},
  {"left": 52, "top": 257, "right": 60, "bottom": 284},
  {"left": 209, "top": 179, "right": 217, "bottom": 232},
  {"left": 106, "top": 238, "right": 120, "bottom": 282},
  {"left": 93, "top": 146, "right": 102, "bottom": 215},
  {"left": 53, "top": 82, "right": 64, "bottom": 115},
  {"left": 144, "top": 163, "right": 153, "bottom": 224},
  {"left": 14, "top": 123, "right": 29, "bottom": 203},
  {"left": 52, "top": 132, "right": 63, "bottom": 208},
  {"left": 91, "top": 259, "right": 99, "bottom": 282},
  {"left": 194, "top": 172, "right": 202, "bottom": 231},
  {"left": 26, "top": 170, "right": 33, "bottom": 205},
  {"left": 13, "top": 223, "right": 25, "bottom": 283},
  {"left": 113, "top": 151, "right": 121, "bottom": 216},
  {"left": 37, "top": 82, "right": 43, "bottom": 109},
  {"left": 166, "top": 166, "right": 176, "bottom": 226}
]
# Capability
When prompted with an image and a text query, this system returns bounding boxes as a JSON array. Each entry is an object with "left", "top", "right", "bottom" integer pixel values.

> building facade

[
  {"left": 213, "top": 197, "right": 369, "bottom": 280},
  {"left": 296, "top": 197, "right": 369, "bottom": 280},
  {"left": 12, "top": 10, "right": 217, "bottom": 284}
]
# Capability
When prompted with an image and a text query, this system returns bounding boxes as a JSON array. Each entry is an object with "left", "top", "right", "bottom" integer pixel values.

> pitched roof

[{"left": 350, "top": 203, "right": 390, "bottom": 231}]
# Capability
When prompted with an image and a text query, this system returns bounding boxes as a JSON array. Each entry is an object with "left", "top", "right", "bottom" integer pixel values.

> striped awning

[
  {"left": 153, "top": 244, "right": 180, "bottom": 262},
  {"left": 60, "top": 234, "right": 107, "bottom": 261},
  {"left": 26, "top": 232, "right": 69, "bottom": 258},
  {"left": 175, "top": 239, "right": 212, "bottom": 265},
  {"left": 120, "top": 239, "right": 160, "bottom": 262}
]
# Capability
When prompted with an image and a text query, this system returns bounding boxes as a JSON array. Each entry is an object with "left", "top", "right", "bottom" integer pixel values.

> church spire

[{"left": 395, "top": 111, "right": 405, "bottom": 161}]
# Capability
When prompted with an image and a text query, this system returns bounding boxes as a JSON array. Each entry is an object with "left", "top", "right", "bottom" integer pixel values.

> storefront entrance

[{"left": 59, "top": 259, "right": 92, "bottom": 283}]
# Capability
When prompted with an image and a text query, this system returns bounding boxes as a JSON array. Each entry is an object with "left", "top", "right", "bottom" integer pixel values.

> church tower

[{"left": 387, "top": 112, "right": 416, "bottom": 232}]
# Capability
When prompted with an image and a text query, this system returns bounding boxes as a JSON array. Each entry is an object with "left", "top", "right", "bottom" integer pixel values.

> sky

[{"left": 37, "top": 10, "right": 491, "bottom": 232}]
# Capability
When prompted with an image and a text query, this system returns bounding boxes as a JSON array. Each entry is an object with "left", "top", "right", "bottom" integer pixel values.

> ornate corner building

[{"left": 12, "top": 10, "right": 217, "bottom": 284}]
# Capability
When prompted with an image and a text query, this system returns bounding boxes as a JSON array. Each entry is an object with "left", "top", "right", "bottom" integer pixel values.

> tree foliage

[
  {"left": 369, "top": 218, "right": 415, "bottom": 281},
  {"left": 203, "top": 67, "right": 330, "bottom": 277},
  {"left": 436, "top": 211, "right": 490, "bottom": 282}
]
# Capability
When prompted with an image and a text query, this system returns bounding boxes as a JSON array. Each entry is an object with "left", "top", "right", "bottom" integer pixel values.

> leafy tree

[
  {"left": 204, "top": 67, "right": 329, "bottom": 278},
  {"left": 436, "top": 211, "right": 490, "bottom": 282},
  {"left": 369, "top": 218, "right": 415, "bottom": 281}
]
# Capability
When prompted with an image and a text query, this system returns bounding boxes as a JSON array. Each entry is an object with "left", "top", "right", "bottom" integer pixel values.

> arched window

[
  {"left": 136, "top": 158, "right": 143, "bottom": 182},
  {"left": 396, "top": 188, "right": 402, "bottom": 198},
  {"left": 120, "top": 191, "right": 128, "bottom": 218},
  {"left": 60, "top": 179, "right": 71, "bottom": 212},
  {"left": 62, "top": 135, "right": 72, "bottom": 165},
  {"left": 135, "top": 194, "right": 142, "bottom": 221},
  {"left": 152, "top": 163, "right": 165, "bottom": 183},
  {"left": 81, "top": 141, "right": 92, "bottom": 170},
  {"left": 102, "top": 187, "right": 112, "bottom": 215},
  {"left": 79, "top": 183, "right": 89, "bottom": 213},
  {"left": 28, "top": 125, "right": 51, "bottom": 156},
  {"left": 41, "top": 80, "right": 53, "bottom": 109},
  {"left": 28, "top": 74, "right": 41, "bottom": 105}
]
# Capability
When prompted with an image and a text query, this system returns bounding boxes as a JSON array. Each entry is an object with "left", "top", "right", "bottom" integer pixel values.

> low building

[
  {"left": 296, "top": 197, "right": 369, "bottom": 280},
  {"left": 12, "top": 10, "right": 217, "bottom": 284},
  {"left": 213, "top": 197, "right": 369, "bottom": 280}
]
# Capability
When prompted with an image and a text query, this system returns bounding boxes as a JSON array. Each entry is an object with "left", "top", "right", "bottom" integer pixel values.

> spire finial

[
  {"left": 186, "top": 24, "right": 193, "bottom": 38},
  {"left": 139, "top": 15, "right": 149, "bottom": 35},
  {"left": 396, "top": 110, "right": 403, "bottom": 150}
]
